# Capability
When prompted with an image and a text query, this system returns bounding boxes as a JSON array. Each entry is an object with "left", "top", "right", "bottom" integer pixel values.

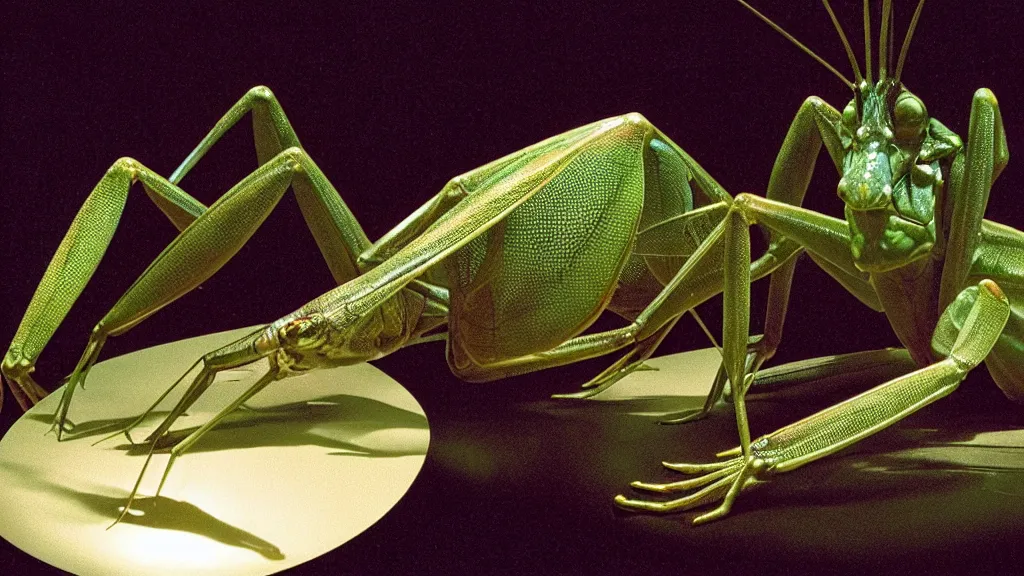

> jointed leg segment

[
  {"left": 616, "top": 184, "right": 1012, "bottom": 522},
  {"left": 2, "top": 87, "right": 373, "bottom": 435}
]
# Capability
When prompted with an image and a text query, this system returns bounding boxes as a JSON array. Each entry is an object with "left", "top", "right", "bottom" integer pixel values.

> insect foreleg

[
  {"left": 712, "top": 97, "right": 851, "bottom": 404},
  {"left": 657, "top": 97, "right": 867, "bottom": 422},
  {"left": 938, "top": 88, "right": 1008, "bottom": 311},
  {"left": 617, "top": 190, "right": 1011, "bottom": 523}
]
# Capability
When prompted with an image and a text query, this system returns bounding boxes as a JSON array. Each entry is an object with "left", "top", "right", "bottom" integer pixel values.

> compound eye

[{"left": 893, "top": 92, "right": 927, "bottom": 141}]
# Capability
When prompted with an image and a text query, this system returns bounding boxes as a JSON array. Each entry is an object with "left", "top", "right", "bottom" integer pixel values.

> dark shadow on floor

[
  {"left": 0, "top": 460, "right": 284, "bottom": 560},
  {"left": 27, "top": 393, "right": 429, "bottom": 458}
]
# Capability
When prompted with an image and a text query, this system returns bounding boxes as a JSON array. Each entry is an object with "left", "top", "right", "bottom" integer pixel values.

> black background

[{"left": 3, "top": 1, "right": 1023, "bottom": 574}]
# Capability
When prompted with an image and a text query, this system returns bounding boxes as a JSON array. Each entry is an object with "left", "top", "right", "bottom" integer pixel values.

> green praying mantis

[{"left": 1, "top": 0, "right": 1021, "bottom": 527}]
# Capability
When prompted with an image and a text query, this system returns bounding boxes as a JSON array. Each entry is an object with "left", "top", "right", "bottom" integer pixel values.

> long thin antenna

[
  {"left": 823, "top": 0, "right": 863, "bottom": 84},
  {"left": 879, "top": 0, "right": 891, "bottom": 80},
  {"left": 863, "top": 0, "right": 872, "bottom": 83},
  {"left": 894, "top": 0, "right": 927, "bottom": 81},
  {"left": 736, "top": 0, "right": 854, "bottom": 89},
  {"left": 887, "top": 3, "right": 896, "bottom": 77}
]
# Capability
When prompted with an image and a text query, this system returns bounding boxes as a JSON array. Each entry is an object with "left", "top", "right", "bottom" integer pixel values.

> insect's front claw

[{"left": 616, "top": 454, "right": 764, "bottom": 524}]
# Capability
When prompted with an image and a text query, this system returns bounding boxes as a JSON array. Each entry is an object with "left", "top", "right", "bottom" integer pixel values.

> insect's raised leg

[
  {"left": 617, "top": 278, "right": 1009, "bottom": 523},
  {"left": 1, "top": 161, "right": 207, "bottom": 414},
  {"left": 47, "top": 147, "right": 368, "bottom": 438},
  {"left": 169, "top": 86, "right": 373, "bottom": 285},
  {"left": 938, "top": 88, "right": 1007, "bottom": 312},
  {"left": 0, "top": 86, "right": 374, "bottom": 417},
  {"left": 681, "top": 96, "right": 884, "bottom": 421}
]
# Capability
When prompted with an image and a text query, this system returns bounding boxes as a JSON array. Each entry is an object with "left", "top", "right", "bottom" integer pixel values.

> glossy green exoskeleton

[{"left": 616, "top": 0, "right": 1021, "bottom": 523}]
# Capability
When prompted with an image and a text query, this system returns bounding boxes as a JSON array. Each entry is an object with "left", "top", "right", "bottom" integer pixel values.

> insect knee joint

[
  {"left": 622, "top": 112, "right": 651, "bottom": 130},
  {"left": 248, "top": 85, "right": 275, "bottom": 101},
  {"left": 803, "top": 95, "right": 823, "bottom": 106},
  {"left": 730, "top": 193, "right": 758, "bottom": 223},
  {"left": 280, "top": 146, "right": 306, "bottom": 171},
  {"left": 89, "top": 320, "right": 112, "bottom": 341},
  {"left": 973, "top": 88, "right": 997, "bottom": 106},
  {"left": 110, "top": 157, "right": 140, "bottom": 180},
  {"left": 445, "top": 177, "right": 470, "bottom": 201},
  {"left": 620, "top": 323, "right": 641, "bottom": 346},
  {"left": 1, "top": 353, "right": 32, "bottom": 381}
]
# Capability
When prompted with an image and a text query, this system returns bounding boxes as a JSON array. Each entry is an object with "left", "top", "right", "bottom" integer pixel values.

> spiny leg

[
  {"left": 736, "top": 96, "right": 849, "bottom": 378},
  {"left": 171, "top": 85, "right": 374, "bottom": 286},
  {"left": 686, "top": 96, "right": 883, "bottom": 416},
  {"left": 617, "top": 279, "right": 1010, "bottom": 523},
  {"left": 657, "top": 96, "right": 855, "bottom": 418},
  {"left": 45, "top": 156, "right": 284, "bottom": 437},
  {"left": 87, "top": 115, "right": 661, "bottom": 443},
  {"left": 656, "top": 98, "right": 885, "bottom": 423}
]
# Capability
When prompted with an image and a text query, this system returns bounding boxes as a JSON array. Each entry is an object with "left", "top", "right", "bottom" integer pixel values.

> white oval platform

[{"left": 0, "top": 327, "right": 430, "bottom": 576}]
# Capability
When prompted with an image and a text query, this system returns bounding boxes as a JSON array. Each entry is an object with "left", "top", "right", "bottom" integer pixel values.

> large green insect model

[{"left": 2, "top": 0, "right": 1021, "bottom": 525}]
